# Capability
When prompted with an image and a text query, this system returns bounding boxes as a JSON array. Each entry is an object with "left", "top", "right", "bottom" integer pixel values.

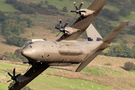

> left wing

[
  {"left": 58, "top": 0, "right": 108, "bottom": 41},
  {"left": 9, "top": 64, "right": 49, "bottom": 90}
]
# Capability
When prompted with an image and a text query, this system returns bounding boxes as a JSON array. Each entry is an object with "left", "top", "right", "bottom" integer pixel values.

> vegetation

[
  {"left": 62, "top": 6, "right": 68, "bottom": 12},
  {"left": 6, "top": 36, "right": 27, "bottom": 47},
  {"left": 2, "top": 49, "right": 27, "bottom": 62},
  {"left": 99, "top": 9, "right": 119, "bottom": 21},
  {"left": 102, "top": 44, "right": 135, "bottom": 58},
  {"left": 124, "top": 62, "right": 135, "bottom": 71},
  {"left": 5, "top": 0, "right": 62, "bottom": 15},
  {"left": 0, "top": 61, "right": 116, "bottom": 90},
  {"left": 0, "top": 12, "right": 33, "bottom": 47}
]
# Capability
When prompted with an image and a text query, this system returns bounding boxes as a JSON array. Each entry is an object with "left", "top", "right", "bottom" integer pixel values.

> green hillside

[
  {"left": 1, "top": 55, "right": 135, "bottom": 90},
  {"left": 0, "top": 59, "right": 115, "bottom": 90}
]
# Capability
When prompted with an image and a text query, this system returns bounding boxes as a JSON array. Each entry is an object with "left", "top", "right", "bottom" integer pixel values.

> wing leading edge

[
  {"left": 9, "top": 64, "right": 49, "bottom": 90},
  {"left": 58, "top": 0, "right": 108, "bottom": 41}
]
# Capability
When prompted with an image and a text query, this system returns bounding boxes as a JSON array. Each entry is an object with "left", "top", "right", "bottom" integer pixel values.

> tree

[
  {"left": 14, "top": 49, "right": 27, "bottom": 62},
  {"left": 132, "top": 45, "right": 135, "bottom": 50},
  {"left": 124, "top": 62, "right": 135, "bottom": 71},
  {"left": 99, "top": 9, "right": 119, "bottom": 21},
  {"left": 108, "top": 11, "right": 119, "bottom": 21},
  {"left": 45, "top": 1, "right": 48, "bottom": 4},
  {"left": 62, "top": 6, "right": 68, "bottom": 12},
  {"left": 0, "top": 10, "right": 6, "bottom": 22},
  {"left": 6, "top": 35, "right": 27, "bottom": 47},
  {"left": 5, "top": 0, "right": 17, "bottom": 4},
  {"left": 119, "top": 8, "right": 131, "bottom": 17}
]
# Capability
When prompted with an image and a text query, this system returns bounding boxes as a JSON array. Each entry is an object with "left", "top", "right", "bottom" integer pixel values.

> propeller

[
  {"left": 54, "top": 19, "right": 69, "bottom": 36},
  {"left": 7, "top": 68, "right": 21, "bottom": 82},
  {"left": 70, "top": 2, "right": 86, "bottom": 15}
]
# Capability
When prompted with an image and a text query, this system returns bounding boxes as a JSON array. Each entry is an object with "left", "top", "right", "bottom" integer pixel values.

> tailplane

[{"left": 76, "top": 21, "right": 129, "bottom": 72}]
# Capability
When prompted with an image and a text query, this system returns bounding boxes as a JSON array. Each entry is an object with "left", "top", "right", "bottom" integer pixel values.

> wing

[
  {"left": 58, "top": 0, "right": 108, "bottom": 41},
  {"left": 9, "top": 64, "right": 49, "bottom": 90}
]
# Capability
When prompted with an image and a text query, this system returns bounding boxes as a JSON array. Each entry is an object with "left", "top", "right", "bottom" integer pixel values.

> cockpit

[{"left": 23, "top": 42, "right": 33, "bottom": 49}]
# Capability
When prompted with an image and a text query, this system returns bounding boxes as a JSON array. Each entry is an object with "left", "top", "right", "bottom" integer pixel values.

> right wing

[{"left": 58, "top": 0, "right": 108, "bottom": 41}]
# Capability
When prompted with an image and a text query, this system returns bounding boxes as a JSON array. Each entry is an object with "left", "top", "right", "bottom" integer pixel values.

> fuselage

[{"left": 21, "top": 40, "right": 103, "bottom": 66}]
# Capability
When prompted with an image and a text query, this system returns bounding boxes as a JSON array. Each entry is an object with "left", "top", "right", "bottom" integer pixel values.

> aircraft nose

[{"left": 21, "top": 49, "right": 37, "bottom": 60}]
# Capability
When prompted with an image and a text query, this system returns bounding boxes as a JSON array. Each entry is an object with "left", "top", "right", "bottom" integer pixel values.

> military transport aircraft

[{"left": 8, "top": 0, "right": 129, "bottom": 90}]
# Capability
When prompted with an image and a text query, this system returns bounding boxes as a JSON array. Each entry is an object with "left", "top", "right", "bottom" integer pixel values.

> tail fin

[
  {"left": 86, "top": 24, "right": 102, "bottom": 41},
  {"left": 102, "top": 21, "right": 129, "bottom": 44}
]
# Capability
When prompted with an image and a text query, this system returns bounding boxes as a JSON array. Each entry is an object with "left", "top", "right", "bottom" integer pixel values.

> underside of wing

[
  {"left": 58, "top": 0, "right": 108, "bottom": 41},
  {"left": 76, "top": 49, "right": 104, "bottom": 72},
  {"left": 9, "top": 64, "right": 49, "bottom": 90}
]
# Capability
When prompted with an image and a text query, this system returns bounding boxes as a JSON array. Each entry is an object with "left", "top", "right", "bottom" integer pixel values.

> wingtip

[{"left": 124, "top": 20, "right": 130, "bottom": 23}]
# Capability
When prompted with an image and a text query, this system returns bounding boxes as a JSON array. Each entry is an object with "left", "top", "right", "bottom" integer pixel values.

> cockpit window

[
  {"left": 23, "top": 42, "right": 33, "bottom": 49},
  {"left": 30, "top": 45, "right": 32, "bottom": 48}
]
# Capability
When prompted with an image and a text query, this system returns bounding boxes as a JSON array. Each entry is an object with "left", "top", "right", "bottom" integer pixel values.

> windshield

[{"left": 23, "top": 42, "right": 33, "bottom": 49}]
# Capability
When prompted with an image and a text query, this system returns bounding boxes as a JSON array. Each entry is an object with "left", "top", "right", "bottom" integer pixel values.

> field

[{"left": 0, "top": 55, "right": 135, "bottom": 90}]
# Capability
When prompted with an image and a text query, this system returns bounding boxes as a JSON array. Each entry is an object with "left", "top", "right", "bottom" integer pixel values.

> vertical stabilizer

[{"left": 86, "top": 24, "right": 102, "bottom": 41}]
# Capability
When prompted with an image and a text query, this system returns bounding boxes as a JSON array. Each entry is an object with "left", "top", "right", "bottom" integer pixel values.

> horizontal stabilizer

[
  {"left": 102, "top": 21, "right": 129, "bottom": 44},
  {"left": 76, "top": 21, "right": 129, "bottom": 72},
  {"left": 76, "top": 49, "right": 103, "bottom": 72}
]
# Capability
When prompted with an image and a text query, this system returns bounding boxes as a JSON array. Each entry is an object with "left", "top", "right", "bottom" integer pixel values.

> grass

[
  {"left": 127, "top": 34, "right": 135, "bottom": 40},
  {"left": 104, "top": 4, "right": 120, "bottom": 11},
  {"left": 0, "top": 83, "right": 8, "bottom": 90},
  {"left": 0, "top": 62, "right": 27, "bottom": 70},
  {"left": 0, "top": 0, "right": 20, "bottom": 12},
  {"left": 0, "top": 61, "right": 115, "bottom": 90},
  {"left": 28, "top": 75, "right": 115, "bottom": 90},
  {"left": 1, "top": 56, "right": 135, "bottom": 89},
  {"left": 83, "top": 67, "right": 124, "bottom": 76}
]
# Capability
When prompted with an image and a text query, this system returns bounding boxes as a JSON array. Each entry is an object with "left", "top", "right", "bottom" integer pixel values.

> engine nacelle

[
  {"left": 65, "top": 27, "right": 79, "bottom": 35},
  {"left": 80, "top": 9, "right": 95, "bottom": 17}
]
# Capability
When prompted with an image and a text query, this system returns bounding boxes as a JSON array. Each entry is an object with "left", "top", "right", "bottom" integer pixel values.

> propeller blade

[
  {"left": 16, "top": 74, "right": 21, "bottom": 77},
  {"left": 59, "top": 19, "right": 62, "bottom": 28},
  {"left": 54, "top": 26, "right": 60, "bottom": 30},
  {"left": 7, "top": 80, "right": 12, "bottom": 82},
  {"left": 8, "top": 72, "right": 12, "bottom": 77},
  {"left": 70, "top": 10, "right": 76, "bottom": 12},
  {"left": 74, "top": 2, "right": 78, "bottom": 10},
  {"left": 23, "top": 62, "right": 28, "bottom": 64},
  {"left": 56, "top": 32, "right": 61, "bottom": 37},
  {"left": 79, "top": 2, "right": 83, "bottom": 10},
  {"left": 64, "top": 22, "right": 69, "bottom": 28},
  {"left": 80, "top": 10, "right": 86, "bottom": 12},
  {"left": 13, "top": 68, "right": 15, "bottom": 77}
]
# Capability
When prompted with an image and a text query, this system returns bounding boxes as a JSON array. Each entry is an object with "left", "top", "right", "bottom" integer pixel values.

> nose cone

[{"left": 21, "top": 49, "right": 37, "bottom": 60}]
